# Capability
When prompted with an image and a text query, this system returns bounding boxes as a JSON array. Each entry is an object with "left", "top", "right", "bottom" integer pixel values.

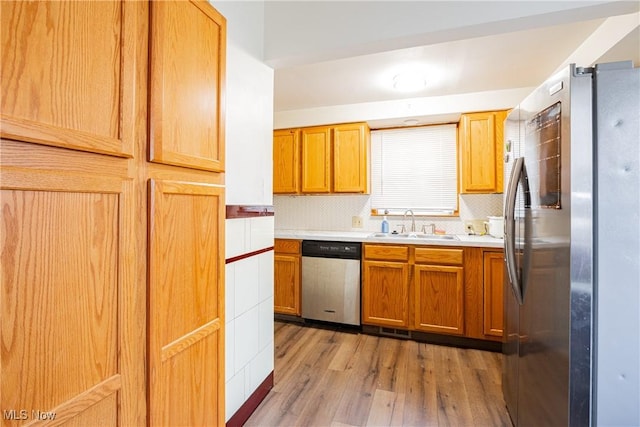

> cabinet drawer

[
  {"left": 275, "top": 239, "right": 301, "bottom": 254},
  {"left": 364, "top": 244, "right": 409, "bottom": 261},
  {"left": 414, "top": 247, "right": 463, "bottom": 265}
]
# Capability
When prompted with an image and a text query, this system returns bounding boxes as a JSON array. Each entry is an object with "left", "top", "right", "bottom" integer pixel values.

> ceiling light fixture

[{"left": 393, "top": 71, "right": 426, "bottom": 92}]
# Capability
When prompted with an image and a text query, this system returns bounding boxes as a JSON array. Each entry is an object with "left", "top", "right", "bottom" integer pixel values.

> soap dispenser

[{"left": 381, "top": 216, "right": 389, "bottom": 233}]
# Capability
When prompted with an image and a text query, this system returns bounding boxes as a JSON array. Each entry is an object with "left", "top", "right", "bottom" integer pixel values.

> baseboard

[
  {"left": 226, "top": 371, "right": 274, "bottom": 427},
  {"left": 361, "top": 325, "right": 502, "bottom": 352}
]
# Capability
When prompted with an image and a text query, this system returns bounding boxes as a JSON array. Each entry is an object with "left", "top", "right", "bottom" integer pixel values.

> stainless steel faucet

[
  {"left": 422, "top": 223, "right": 436, "bottom": 234},
  {"left": 403, "top": 209, "right": 416, "bottom": 232}
]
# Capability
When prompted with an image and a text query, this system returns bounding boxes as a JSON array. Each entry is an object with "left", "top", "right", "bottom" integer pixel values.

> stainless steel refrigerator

[{"left": 503, "top": 61, "right": 639, "bottom": 426}]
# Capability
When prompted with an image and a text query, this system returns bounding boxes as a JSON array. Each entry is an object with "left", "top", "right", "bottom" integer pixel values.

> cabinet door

[
  {"left": 1, "top": 1, "right": 141, "bottom": 157},
  {"left": 273, "top": 129, "right": 300, "bottom": 194},
  {"left": 333, "top": 123, "right": 368, "bottom": 193},
  {"left": 483, "top": 251, "right": 505, "bottom": 339},
  {"left": 1, "top": 1, "right": 146, "bottom": 424},
  {"left": 1, "top": 157, "right": 142, "bottom": 426},
  {"left": 460, "top": 111, "right": 506, "bottom": 193},
  {"left": 301, "top": 126, "right": 331, "bottom": 193},
  {"left": 362, "top": 260, "right": 409, "bottom": 328},
  {"left": 413, "top": 265, "right": 465, "bottom": 335},
  {"left": 149, "top": 0, "right": 226, "bottom": 172},
  {"left": 274, "top": 254, "right": 301, "bottom": 315},
  {"left": 148, "top": 180, "right": 225, "bottom": 427}
]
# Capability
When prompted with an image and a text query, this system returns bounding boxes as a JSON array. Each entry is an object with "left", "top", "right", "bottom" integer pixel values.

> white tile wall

[
  {"left": 225, "top": 217, "right": 274, "bottom": 421},
  {"left": 273, "top": 193, "right": 503, "bottom": 235},
  {"left": 226, "top": 216, "right": 275, "bottom": 259},
  {"left": 250, "top": 216, "right": 275, "bottom": 250}
]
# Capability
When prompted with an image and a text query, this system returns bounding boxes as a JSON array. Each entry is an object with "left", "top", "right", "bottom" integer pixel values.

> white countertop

[{"left": 275, "top": 229, "right": 504, "bottom": 248}]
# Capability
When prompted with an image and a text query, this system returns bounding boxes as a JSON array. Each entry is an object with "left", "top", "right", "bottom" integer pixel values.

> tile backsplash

[{"left": 274, "top": 193, "right": 503, "bottom": 235}]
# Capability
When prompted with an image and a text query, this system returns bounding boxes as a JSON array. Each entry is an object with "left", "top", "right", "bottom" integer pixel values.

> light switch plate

[{"left": 352, "top": 216, "right": 363, "bottom": 228}]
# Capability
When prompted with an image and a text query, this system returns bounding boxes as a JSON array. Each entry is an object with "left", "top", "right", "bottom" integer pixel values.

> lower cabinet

[
  {"left": 413, "top": 264, "right": 465, "bottom": 335},
  {"left": 362, "top": 244, "right": 410, "bottom": 328},
  {"left": 361, "top": 243, "right": 505, "bottom": 342},
  {"left": 413, "top": 247, "right": 465, "bottom": 335},
  {"left": 274, "top": 239, "right": 301, "bottom": 315},
  {"left": 483, "top": 250, "right": 505, "bottom": 339},
  {"left": 362, "top": 260, "right": 410, "bottom": 328}
]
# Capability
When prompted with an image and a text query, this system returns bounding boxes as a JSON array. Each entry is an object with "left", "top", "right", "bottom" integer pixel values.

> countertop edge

[{"left": 275, "top": 230, "right": 504, "bottom": 249}]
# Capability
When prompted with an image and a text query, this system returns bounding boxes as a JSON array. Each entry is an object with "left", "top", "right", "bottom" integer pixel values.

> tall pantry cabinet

[{"left": 0, "top": 1, "right": 226, "bottom": 425}]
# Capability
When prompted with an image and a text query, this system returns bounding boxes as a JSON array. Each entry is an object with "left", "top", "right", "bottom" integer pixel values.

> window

[{"left": 370, "top": 124, "right": 458, "bottom": 215}]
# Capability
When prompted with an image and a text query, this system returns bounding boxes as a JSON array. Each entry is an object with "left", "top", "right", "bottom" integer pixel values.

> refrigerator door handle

[{"left": 505, "top": 157, "right": 524, "bottom": 305}]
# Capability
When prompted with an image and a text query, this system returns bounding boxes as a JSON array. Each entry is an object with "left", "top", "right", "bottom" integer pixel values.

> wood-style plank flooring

[{"left": 245, "top": 321, "right": 512, "bottom": 427}]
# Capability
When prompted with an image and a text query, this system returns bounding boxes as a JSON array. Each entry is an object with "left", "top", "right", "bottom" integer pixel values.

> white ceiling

[{"left": 264, "top": 1, "right": 640, "bottom": 127}]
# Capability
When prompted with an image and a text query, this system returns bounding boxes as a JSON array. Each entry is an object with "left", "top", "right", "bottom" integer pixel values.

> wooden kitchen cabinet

[
  {"left": 149, "top": 0, "right": 226, "bottom": 172},
  {"left": 333, "top": 123, "right": 369, "bottom": 193},
  {"left": 274, "top": 239, "right": 302, "bottom": 315},
  {"left": 148, "top": 2, "right": 226, "bottom": 424},
  {"left": 361, "top": 243, "right": 507, "bottom": 343},
  {"left": 273, "top": 128, "right": 301, "bottom": 193},
  {"left": 273, "top": 122, "right": 369, "bottom": 194},
  {"left": 1, "top": 1, "right": 227, "bottom": 425},
  {"left": 459, "top": 110, "right": 508, "bottom": 193},
  {"left": 148, "top": 179, "right": 225, "bottom": 426},
  {"left": 301, "top": 126, "right": 332, "bottom": 193},
  {"left": 1, "top": 1, "right": 146, "bottom": 424},
  {"left": 1, "top": 1, "right": 138, "bottom": 157},
  {"left": 362, "top": 245, "right": 410, "bottom": 328},
  {"left": 413, "top": 248, "right": 465, "bottom": 335},
  {"left": 483, "top": 250, "right": 505, "bottom": 339}
]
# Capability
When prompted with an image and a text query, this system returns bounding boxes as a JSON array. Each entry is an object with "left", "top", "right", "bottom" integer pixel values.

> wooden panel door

[
  {"left": 274, "top": 254, "right": 301, "bottom": 315},
  {"left": 149, "top": 0, "right": 226, "bottom": 172},
  {"left": 413, "top": 265, "right": 465, "bottom": 335},
  {"left": 301, "top": 126, "right": 331, "bottom": 193},
  {"left": 460, "top": 112, "right": 496, "bottom": 193},
  {"left": 273, "top": 129, "right": 300, "bottom": 194},
  {"left": 0, "top": 165, "right": 142, "bottom": 426},
  {"left": 494, "top": 110, "right": 508, "bottom": 193},
  {"left": 362, "top": 261, "right": 409, "bottom": 328},
  {"left": 148, "top": 179, "right": 225, "bottom": 426},
  {"left": 483, "top": 251, "right": 505, "bottom": 339},
  {"left": 1, "top": 1, "right": 146, "bottom": 425},
  {"left": 0, "top": 1, "right": 141, "bottom": 158},
  {"left": 333, "top": 123, "right": 368, "bottom": 193}
]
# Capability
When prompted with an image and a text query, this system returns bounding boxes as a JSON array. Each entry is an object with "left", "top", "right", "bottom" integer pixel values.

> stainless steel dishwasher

[{"left": 301, "top": 240, "right": 362, "bottom": 326}]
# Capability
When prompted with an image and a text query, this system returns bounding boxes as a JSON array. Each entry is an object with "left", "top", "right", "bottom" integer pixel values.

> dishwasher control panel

[{"left": 301, "top": 240, "right": 361, "bottom": 259}]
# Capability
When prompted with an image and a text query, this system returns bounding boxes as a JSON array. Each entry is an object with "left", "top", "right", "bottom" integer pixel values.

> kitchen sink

[{"left": 368, "top": 232, "right": 459, "bottom": 241}]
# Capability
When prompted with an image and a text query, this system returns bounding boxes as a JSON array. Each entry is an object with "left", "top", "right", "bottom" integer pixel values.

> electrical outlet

[
  {"left": 464, "top": 221, "right": 475, "bottom": 235},
  {"left": 352, "top": 216, "right": 363, "bottom": 228}
]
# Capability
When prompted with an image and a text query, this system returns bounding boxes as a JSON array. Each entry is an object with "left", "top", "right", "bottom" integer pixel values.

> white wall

[
  {"left": 210, "top": 0, "right": 275, "bottom": 423},
  {"left": 214, "top": 0, "right": 274, "bottom": 205}
]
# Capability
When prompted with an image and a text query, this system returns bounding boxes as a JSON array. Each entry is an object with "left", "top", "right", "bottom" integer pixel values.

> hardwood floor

[{"left": 245, "top": 321, "right": 512, "bottom": 427}]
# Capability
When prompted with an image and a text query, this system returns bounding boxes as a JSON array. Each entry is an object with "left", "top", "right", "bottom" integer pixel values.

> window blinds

[{"left": 370, "top": 124, "right": 458, "bottom": 215}]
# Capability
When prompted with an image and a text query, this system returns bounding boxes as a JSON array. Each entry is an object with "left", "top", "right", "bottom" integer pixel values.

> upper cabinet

[
  {"left": 459, "top": 110, "right": 508, "bottom": 193},
  {"left": 0, "top": 1, "right": 140, "bottom": 157},
  {"left": 273, "top": 122, "right": 370, "bottom": 194},
  {"left": 149, "top": 0, "right": 226, "bottom": 172},
  {"left": 273, "top": 129, "right": 301, "bottom": 193},
  {"left": 301, "top": 126, "right": 332, "bottom": 193},
  {"left": 333, "top": 123, "right": 369, "bottom": 193}
]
